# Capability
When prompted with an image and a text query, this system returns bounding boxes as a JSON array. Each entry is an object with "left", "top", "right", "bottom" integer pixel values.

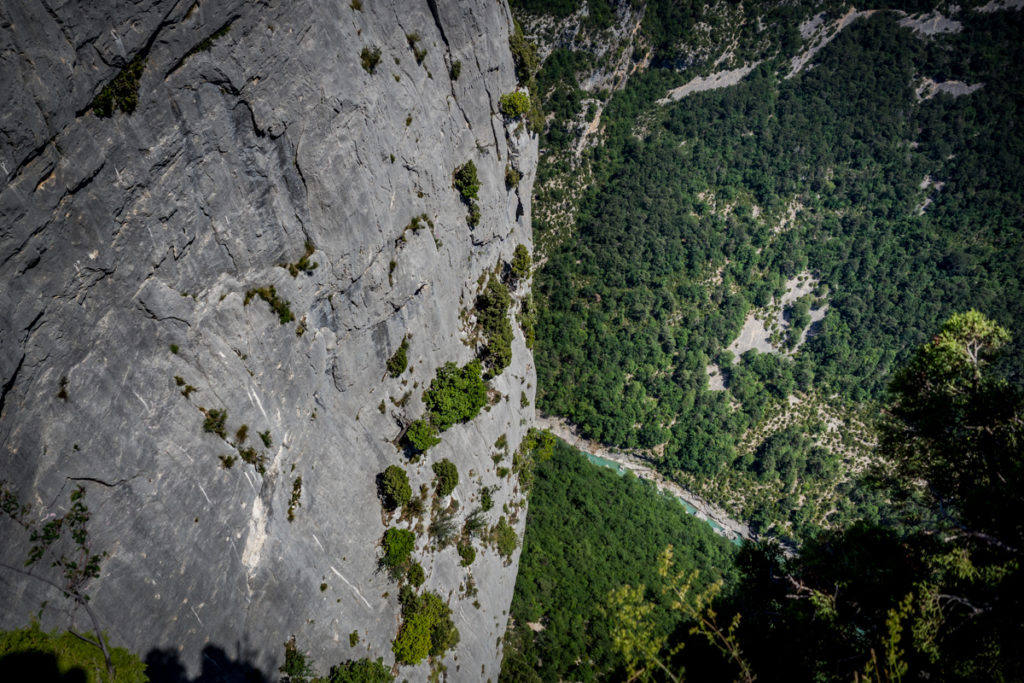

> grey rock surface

[{"left": 0, "top": 0, "right": 537, "bottom": 680}]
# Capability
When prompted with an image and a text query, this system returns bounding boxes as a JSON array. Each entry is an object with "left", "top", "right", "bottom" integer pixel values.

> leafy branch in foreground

[
  {"left": 609, "top": 544, "right": 754, "bottom": 683},
  {"left": 0, "top": 483, "right": 115, "bottom": 677}
]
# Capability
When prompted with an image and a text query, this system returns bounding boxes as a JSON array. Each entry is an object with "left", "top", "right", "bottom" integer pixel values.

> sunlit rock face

[{"left": 0, "top": 1, "right": 536, "bottom": 679}]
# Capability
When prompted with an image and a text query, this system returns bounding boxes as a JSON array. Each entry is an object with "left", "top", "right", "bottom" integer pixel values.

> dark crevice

[
  {"left": 0, "top": 355, "right": 25, "bottom": 419},
  {"left": 9, "top": 134, "right": 58, "bottom": 185},
  {"left": 67, "top": 475, "right": 138, "bottom": 488},
  {"left": 165, "top": 18, "right": 239, "bottom": 77},
  {"left": 233, "top": 97, "right": 265, "bottom": 138},
  {"left": 23, "top": 310, "right": 46, "bottom": 335},
  {"left": 425, "top": 0, "right": 450, "bottom": 50},
  {"left": 65, "top": 161, "right": 105, "bottom": 197}
]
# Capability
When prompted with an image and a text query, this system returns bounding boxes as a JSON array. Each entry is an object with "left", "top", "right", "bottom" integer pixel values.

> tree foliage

[
  {"left": 475, "top": 276, "right": 514, "bottom": 377},
  {"left": 531, "top": 8, "right": 1024, "bottom": 540},
  {"left": 431, "top": 459, "right": 459, "bottom": 497},
  {"left": 882, "top": 310, "right": 1021, "bottom": 537},
  {"left": 405, "top": 419, "right": 440, "bottom": 453},
  {"left": 502, "top": 440, "right": 737, "bottom": 682},
  {"left": 610, "top": 313, "right": 1024, "bottom": 681},
  {"left": 392, "top": 590, "right": 459, "bottom": 665},
  {"left": 423, "top": 360, "right": 488, "bottom": 431},
  {"left": 381, "top": 528, "right": 415, "bottom": 573},
  {"left": 380, "top": 465, "right": 412, "bottom": 510},
  {"left": 0, "top": 625, "right": 147, "bottom": 683}
]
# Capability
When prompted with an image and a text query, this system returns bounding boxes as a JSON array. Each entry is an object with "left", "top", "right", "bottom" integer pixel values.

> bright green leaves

[
  {"left": 423, "top": 360, "right": 488, "bottom": 431},
  {"left": 405, "top": 419, "right": 441, "bottom": 453},
  {"left": 392, "top": 590, "right": 459, "bottom": 664},
  {"left": 499, "top": 91, "right": 531, "bottom": 118},
  {"left": 382, "top": 527, "right": 415, "bottom": 573}
]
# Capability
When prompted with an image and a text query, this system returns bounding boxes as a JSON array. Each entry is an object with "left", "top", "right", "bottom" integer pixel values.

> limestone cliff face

[{"left": 0, "top": 0, "right": 536, "bottom": 679}]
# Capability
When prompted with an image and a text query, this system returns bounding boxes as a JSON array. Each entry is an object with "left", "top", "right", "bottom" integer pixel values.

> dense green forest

[
  {"left": 505, "top": 0, "right": 1024, "bottom": 681},
  {"left": 501, "top": 439, "right": 736, "bottom": 682},
  {"left": 521, "top": 0, "right": 1024, "bottom": 539},
  {"left": 606, "top": 312, "right": 1024, "bottom": 681},
  {"left": 505, "top": 316, "right": 1023, "bottom": 680}
]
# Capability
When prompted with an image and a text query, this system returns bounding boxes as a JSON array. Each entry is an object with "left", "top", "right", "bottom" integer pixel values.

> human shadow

[{"left": 145, "top": 644, "right": 268, "bottom": 683}]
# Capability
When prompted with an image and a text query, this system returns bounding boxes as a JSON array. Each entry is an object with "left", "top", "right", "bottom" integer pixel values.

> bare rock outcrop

[{"left": 0, "top": 1, "right": 537, "bottom": 680}]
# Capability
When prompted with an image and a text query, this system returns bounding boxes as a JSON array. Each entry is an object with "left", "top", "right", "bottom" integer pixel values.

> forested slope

[{"left": 522, "top": 0, "right": 1024, "bottom": 540}]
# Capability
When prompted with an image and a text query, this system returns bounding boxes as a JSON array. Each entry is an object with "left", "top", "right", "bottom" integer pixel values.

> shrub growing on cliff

[
  {"left": 452, "top": 160, "right": 480, "bottom": 201},
  {"left": 432, "top": 459, "right": 459, "bottom": 497},
  {"left": 392, "top": 590, "right": 459, "bottom": 665},
  {"left": 511, "top": 244, "right": 532, "bottom": 282},
  {"left": 509, "top": 21, "right": 540, "bottom": 85},
  {"left": 505, "top": 163, "right": 521, "bottom": 189},
  {"left": 492, "top": 515, "right": 518, "bottom": 559},
  {"left": 429, "top": 505, "right": 458, "bottom": 548},
  {"left": 360, "top": 46, "right": 381, "bottom": 74},
  {"left": 453, "top": 160, "right": 482, "bottom": 227},
  {"left": 92, "top": 52, "right": 147, "bottom": 117},
  {"left": 327, "top": 657, "right": 393, "bottom": 682},
  {"left": 284, "top": 241, "right": 318, "bottom": 277},
  {"left": 499, "top": 91, "right": 531, "bottom": 118},
  {"left": 457, "top": 542, "right": 476, "bottom": 566},
  {"left": 244, "top": 285, "right": 295, "bottom": 324},
  {"left": 405, "top": 33, "right": 427, "bottom": 65},
  {"left": 423, "top": 360, "right": 488, "bottom": 431},
  {"left": 507, "top": 21, "right": 544, "bottom": 132},
  {"left": 475, "top": 276, "right": 514, "bottom": 377},
  {"left": 203, "top": 409, "right": 228, "bottom": 438},
  {"left": 380, "top": 465, "right": 412, "bottom": 510},
  {"left": 382, "top": 528, "right": 416, "bottom": 575},
  {"left": 386, "top": 336, "right": 409, "bottom": 377},
  {"left": 280, "top": 636, "right": 316, "bottom": 683},
  {"left": 407, "top": 561, "right": 425, "bottom": 588},
  {"left": 406, "top": 419, "right": 441, "bottom": 453}
]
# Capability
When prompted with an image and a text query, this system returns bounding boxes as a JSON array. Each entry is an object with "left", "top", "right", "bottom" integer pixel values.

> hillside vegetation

[{"left": 519, "top": 0, "right": 1024, "bottom": 541}]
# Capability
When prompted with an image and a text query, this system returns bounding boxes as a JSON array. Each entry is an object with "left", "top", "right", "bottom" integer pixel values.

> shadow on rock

[{"left": 145, "top": 644, "right": 268, "bottom": 683}]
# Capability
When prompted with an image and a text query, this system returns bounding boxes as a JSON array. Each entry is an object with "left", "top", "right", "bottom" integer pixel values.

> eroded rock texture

[{"left": 0, "top": 1, "right": 536, "bottom": 680}]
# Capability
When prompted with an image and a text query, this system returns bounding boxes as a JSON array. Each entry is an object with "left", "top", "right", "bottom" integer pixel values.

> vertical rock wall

[{"left": 0, "top": 0, "right": 537, "bottom": 679}]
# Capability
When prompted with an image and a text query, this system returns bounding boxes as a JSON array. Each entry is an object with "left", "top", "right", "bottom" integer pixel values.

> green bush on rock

[
  {"left": 380, "top": 465, "right": 412, "bottom": 510},
  {"left": 499, "top": 91, "right": 531, "bottom": 118},
  {"left": 424, "top": 360, "right": 488, "bottom": 431},
  {"left": 382, "top": 527, "right": 416, "bottom": 574},
  {"left": 392, "top": 591, "right": 459, "bottom": 665},
  {"left": 432, "top": 459, "right": 459, "bottom": 497},
  {"left": 406, "top": 419, "right": 441, "bottom": 453}
]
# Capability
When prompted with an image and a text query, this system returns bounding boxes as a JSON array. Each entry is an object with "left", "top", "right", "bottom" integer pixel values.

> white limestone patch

[
  {"left": 707, "top": 272, "right": 829, "bottom": 390},
  {"left": 773, "top": 198, "right": 803, "bottom": 235},
  {"left": 916, "top": 77, "right": 984, "bottom": 101},
  {"left": 898, "top": 11, "right": 962, "bottom": 35},
  {"left": 789, "top": 9, "right": 877, "bottom": 78},
  {"left": 975, "top": 0, "right": 1024, "bottom": 12},
  {"left": 706, "top": 363, "right": 726, "bottom": 391},
  {"left": 658, "top": 62, "right": 760, "bottom": 103},
  {"left": 916, "top": 174, "right": 947, "bottom": 214}
]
